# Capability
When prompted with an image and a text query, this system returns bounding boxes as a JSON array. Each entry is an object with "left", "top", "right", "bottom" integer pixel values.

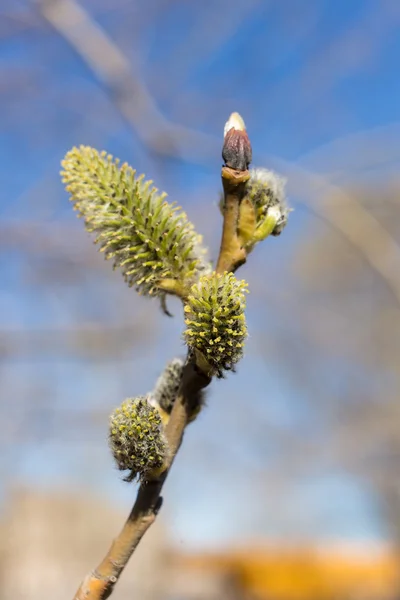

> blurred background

[{"left": 1, "top": 0, "right": 400, "bottom": 598}]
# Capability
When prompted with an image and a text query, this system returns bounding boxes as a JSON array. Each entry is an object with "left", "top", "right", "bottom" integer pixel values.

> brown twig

[
  {"left": 216, "top": 167, "right": 249, "bottom": 273},
  {"left": 73, "top": 362, "right": 211, "bottom": 600}
]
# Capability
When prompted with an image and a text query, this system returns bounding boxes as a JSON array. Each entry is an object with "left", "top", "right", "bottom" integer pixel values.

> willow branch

[{"left": 73, "top": 112, "right": 252, "bottom": 600}]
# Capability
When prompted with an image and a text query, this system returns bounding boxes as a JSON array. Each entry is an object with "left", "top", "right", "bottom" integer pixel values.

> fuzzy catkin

[
  {"left": 61, "top": 146, "right": 208, "bottom": 297},
  {"left": 152, "top": 358, "right": 184, "bottom": 415},
  {"left": 151, "top": 357, "right": 205, "bottom": 421},
  {"left": 109, "top": 396, "right": 169, "bottom": 481},
  {"left": 246, "top": 167, "right": 289, "bottom": 236},
  {"left": 184, "top": 272, "right": 248, "bottom": 376}
]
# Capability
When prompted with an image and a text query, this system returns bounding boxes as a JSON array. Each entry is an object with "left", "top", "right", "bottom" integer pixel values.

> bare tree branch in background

[
  {"left": 273, "top": 158, "right": 400, "bottom": 306},
  {"left": 297, "top": 123, "right": 400, "bottom": 182},
  {"left": 33, "top": 0, "right": 216, "bottom": 162}
]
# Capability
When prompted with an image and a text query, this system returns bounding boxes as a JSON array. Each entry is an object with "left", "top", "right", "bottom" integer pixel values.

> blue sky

[{"left": 1, "top": 0, "right": 399, "bottom": 549}]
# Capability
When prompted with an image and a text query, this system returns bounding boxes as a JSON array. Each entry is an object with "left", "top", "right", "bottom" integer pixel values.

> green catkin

[
  {"left": 61, "top": 146, "right": 208, "bottom": 297},
  {"left": 184, "top": 272, "right": 248, "bottom": 377},
  {"left": 109, "top": 396, "right": 169, "bottom": 481}
]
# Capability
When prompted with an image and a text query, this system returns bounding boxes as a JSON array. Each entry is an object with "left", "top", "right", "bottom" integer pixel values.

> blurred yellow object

[{"left": 178, "top": 545, "right": 399, "bottom": 600}]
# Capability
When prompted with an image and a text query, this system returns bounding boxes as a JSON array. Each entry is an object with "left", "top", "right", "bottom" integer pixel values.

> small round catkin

[{"left": 109, "top": 395, "right": 169, "bottom": 481}]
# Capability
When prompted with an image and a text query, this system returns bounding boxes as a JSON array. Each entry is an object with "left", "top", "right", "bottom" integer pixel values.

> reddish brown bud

[{"left": 222, "top": 112, "right": 252, "bottom": 171}]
